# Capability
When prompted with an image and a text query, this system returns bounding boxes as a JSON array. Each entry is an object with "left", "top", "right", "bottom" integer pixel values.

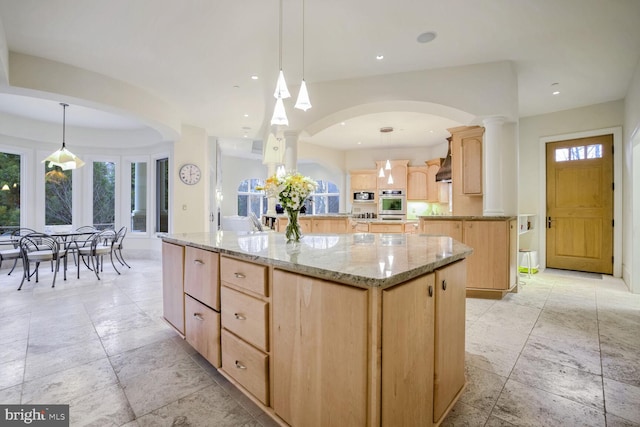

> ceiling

[{"left": 0, "top": 0, "right": 639, "bottom": 151}]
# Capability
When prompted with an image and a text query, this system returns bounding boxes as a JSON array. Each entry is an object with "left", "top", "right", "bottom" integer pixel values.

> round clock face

[{"left": 179, "top": 163, "right": 201, "bottom": 185}]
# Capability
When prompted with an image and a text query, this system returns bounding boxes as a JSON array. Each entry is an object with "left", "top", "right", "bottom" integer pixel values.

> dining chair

[
  {"left": 112, "top": 226, "right": 131, "bottom": 269},
  {"left": 66, "top": 226, "right": 98, "bottom": 265},
  {"left": 76, "top": 229, "right": 117, "bottom": 280},
  {"left": 17, "top": 233, "right": 68, "bottom": 290},
  {"left": 0, "top": 228, "right": 36, "bottom": 275}
]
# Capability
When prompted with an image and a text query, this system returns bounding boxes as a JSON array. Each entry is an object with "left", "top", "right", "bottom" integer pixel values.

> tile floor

[{"left": 0, "top": 257, "right": 639, "bottom": 426}]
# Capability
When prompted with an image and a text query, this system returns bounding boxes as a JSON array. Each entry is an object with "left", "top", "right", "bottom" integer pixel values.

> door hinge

[
  {"left": 612, "top": 256, "right": 614, "bottom": 264},
  {"left": 612, "top": 219, "right": 615, "bottom": 227},
  {"left": 612, "top": 182, "right": 615, "bottom": 191}
]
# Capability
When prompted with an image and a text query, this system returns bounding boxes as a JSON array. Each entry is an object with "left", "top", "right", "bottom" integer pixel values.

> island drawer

[
  {"left": 185, "top": 294, "right": 221, "bottom": 368},
  {"left": 221, "top": 286, "right": 269, "bottom": 352},
  {"left": 184, "top": 246, "right": 220, "bottom": 310},
  {"left": 220, "top": 256, "right": 268, "bottom": 297},
  {"left": 221, "top": 329, "right": 269, "bottom": 405},
  {"left": 369, "top": 223, "right": 405, "bottom": 233}
]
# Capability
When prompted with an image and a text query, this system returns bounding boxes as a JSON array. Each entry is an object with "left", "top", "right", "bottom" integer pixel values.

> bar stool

[{"left": 519, "top": 249, "right": 534, "bottom": 278}]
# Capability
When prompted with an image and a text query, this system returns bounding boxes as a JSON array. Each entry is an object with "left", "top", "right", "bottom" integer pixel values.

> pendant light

[
  {"left": 271, "top": 0, "right": 290, "bottom": 126},
  {"left": 294, "top": 0, "right": 312, "bottom": 111},
  {"left": 42, "top": 103, "right": 85, "bottom": 170}
]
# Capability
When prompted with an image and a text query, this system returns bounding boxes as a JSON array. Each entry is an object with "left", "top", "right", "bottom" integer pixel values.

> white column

[
  {"left": 283, "top": 130, "right": 298, "bottom": 172},
  {"left": 483, "top": 116, "right": 505, "bottom": 216},
  {"left": 266, "top": 162, "right": 278, "bottom": 215}
]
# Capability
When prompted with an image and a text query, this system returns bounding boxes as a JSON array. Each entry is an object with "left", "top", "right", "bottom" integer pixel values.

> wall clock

[{"left": 179, "top": 163, "right": 201, "bottom": 185}]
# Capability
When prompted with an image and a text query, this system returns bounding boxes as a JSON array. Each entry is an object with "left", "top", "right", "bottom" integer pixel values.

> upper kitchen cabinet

[
  {"left": 350, "top": 169, "right": 377, "bottom": 193},
  {"left": 450, "top": 126, "right": 484, "bottom": 216},
  {"left": 377, "top": 160, "right": 409, "bottom": 190},
  {"left": 407, "top": 166, "right": 429, "bottom": 200},
  {"left": 426, "top": 159, "right": 443, "bottom": 203}
]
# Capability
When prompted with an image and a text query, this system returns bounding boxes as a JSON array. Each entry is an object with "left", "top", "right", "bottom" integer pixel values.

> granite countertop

[
  {"left": 418, "top": 215, "right": 517, "bottom": 220},
  {"left": 161, "top": 231, "right": 472, "bottom": 289}
]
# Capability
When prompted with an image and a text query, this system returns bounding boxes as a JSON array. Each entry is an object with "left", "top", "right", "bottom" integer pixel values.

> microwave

[
  {"left": 379, "top": 189, "right": 406, "bottom": 215},
  {"left": 353, "top": 191, "right": 375, "bottom": 202}
]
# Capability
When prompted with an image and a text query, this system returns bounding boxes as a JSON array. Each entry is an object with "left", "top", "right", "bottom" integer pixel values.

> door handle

[{"left": 547, "top": 216, "right": 554, "bottom": 228}]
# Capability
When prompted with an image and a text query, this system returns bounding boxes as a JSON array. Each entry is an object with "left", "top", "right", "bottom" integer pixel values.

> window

[
  {"left": 45, "top": 164, "right": 72, "bottom": 230},
  {"left": 156, "top": 158, "right": 169, "bottom": 232},
  {"left": 93, "top": 161, "right": 116, "bottom": 230},
  {"left": 131, "top": 162, "right": 147, "bottom": 232},
  {"left": 304, "top": 180, "right": 339, "bottom": 214},
  {"left": 237, "top": 178, "right": 267, "bottom": 217},
  {"left": 0, "top": 152, "right": 21, "bottom": 234},
  {"left": 555, "top": 144, "right": 602, "bottom": 162}
]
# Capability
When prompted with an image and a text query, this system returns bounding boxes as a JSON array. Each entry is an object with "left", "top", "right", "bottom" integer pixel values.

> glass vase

[{"left": 285, "top": 208, "right": 302, "bottom": 242}]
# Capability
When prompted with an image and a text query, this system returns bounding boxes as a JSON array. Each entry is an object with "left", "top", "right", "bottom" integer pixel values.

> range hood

[{"left": 435, "top": 137, "right": 452, "bottom": 182}]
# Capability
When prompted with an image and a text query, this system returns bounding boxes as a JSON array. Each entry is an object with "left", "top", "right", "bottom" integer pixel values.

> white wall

[
  {"left": 624, "top": 58, "right": 640, "bottom": 292},
  {"left": 219, "top": 155, "right": 268, "bottom": 218},
  {"left": 518, "top": 100, "right": 625, "bottom": 271}
]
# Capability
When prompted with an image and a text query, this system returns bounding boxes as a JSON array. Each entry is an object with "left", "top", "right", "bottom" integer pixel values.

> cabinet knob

[
  {"left": 234, "top": 313, "right": 246, "bottom": 320},
  {"left": 235, "top": 360, "right": 247, "bottom": 370},
  {"left": 234, "top": 272, "right": 246, "bottom": 279},
  {"left": 442, "top": 280, "right": 447, "bottom": 291},
  {"left": 193, "top": 313, "right": 204, "bottom": 321},
  {"left": 428, "top": 285, "right": 433, "bottom": 297},
  {"left": 193, "top": 259, "right": 204, "bottom": 265}
]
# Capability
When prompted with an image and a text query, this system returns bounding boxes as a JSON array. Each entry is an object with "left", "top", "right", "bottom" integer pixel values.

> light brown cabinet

[
  {"left": 220, "top": 255, "right": 271, "bottom": 405},
  {"left": 277, "top": 216, "right": 347, "bottom": 234},
  {"left": 450, "top": 126, "right": 485, "bottom": 216},
  {"left": 407, "top": 166, "right": 428, "bottom": 200},
  {"left": 369, "top": 222, "right": 405, "bottom": 233},
  {"left": 464, "top": 219, "right": 517, "bottom": 294},
  {"left": 272, "top": 269, "right": 369, "bottom": 427},
  {"left": 462, "top": 137, "right": 483, "bottom": 195},
  {"left": 377, "top": 160, "right": 408, "bottom": 190},
  {"left": 184, "top": 246, "right": 220, "bottom": 310},
  {"left": 420, "top": 217, "right": 517, "bottom": 298},
  {"left": 382, "top": 274, "right": 435, "bottom": 425},
  {"left": 350, "top": 169, "right": 377, "bottom": 192},
  {"left": 426, "top": 159, "right": 442, "bottom": 203},
  {"left": 162, "top": 242, "right": 185, "bottom": 334},
  {"left": 185, "top": 294, "right": 221, "bottom": 368}
]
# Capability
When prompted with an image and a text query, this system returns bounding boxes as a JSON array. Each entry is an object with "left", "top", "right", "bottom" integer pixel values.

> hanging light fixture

[
  {"left": 42, "top": 103, "right": 85, "bottom": 170},
  {"left": 271, "top": 0, "right": 290, "bottom": 126},
  {"left": 294, "top": 0, "right": 311, "bottom": 111}
]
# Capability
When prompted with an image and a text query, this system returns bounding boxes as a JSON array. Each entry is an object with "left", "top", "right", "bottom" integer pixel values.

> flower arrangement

[{"left": 260, "top": 171, "right": 318, "bottom": 241}]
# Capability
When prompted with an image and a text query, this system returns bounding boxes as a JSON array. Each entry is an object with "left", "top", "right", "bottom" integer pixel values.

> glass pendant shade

[
  {"left": 387, "top": 174, "right": 394, "bottom": 185},
  {"left": 378, "top": 167, "right": 384, "bottom": 178},
  {"left": 385, "top": 159, "right": 391, "bottom": 170},
  {"left": 273, "top": 70, "right": 291, "bottom": 99},
  {"left": 42, "top": 103, "right": 85, "bottom": 170},
  {"left": 271, "top": 97, "right": 289, "bottom": 126},
  {"left": 294, "top": 80, "right": 312, "bottom": 111},
  {"left": 43, "top": 144, "right": 86, "bottom": 170}
]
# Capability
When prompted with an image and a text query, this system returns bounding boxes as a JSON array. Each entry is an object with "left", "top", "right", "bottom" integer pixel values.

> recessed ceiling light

[
  {"left": 251, "top": 75, "right": 259, "bottom": 80},
  {"left": 233, "top": 85, "right": 240, "bottom": 89},
  {"left": 241, "top": 126, "right": 251, "bottom": 130},
  {"left": 417, "top": 31, "right": 437, "bottom": 44},
  {"left": 244, "top": 114, "right": 249, "bottom": 118},
  {"left": 340, "top": 122, "right": 346, "bottom": 126},
  {"left": 244, "top": 134, "right": 248, "bottom": 138},
  {"left": 551, "top": 82, "right": 560, "bottom": 95},
  {"left": 376, "top": 55, "right": 384, "bottom": 60},
  {"left": 357, "top": 141, "right": 362, "bottom": 145}
]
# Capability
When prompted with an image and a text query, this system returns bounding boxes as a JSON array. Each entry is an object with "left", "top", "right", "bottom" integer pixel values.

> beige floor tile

[{"left": 604, "top": 377, "right": 640, "bottom": 424}]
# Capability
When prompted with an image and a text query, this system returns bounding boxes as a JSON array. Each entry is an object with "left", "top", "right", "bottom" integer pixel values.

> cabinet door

[
  {"left": 351, "top": 171, "right": 377, "bottom": 192},
  {"left": 185, "top": 294, "right": 221, "bottom": 368},
  {"left": 407, "top": 166, "right": 428, "bottom": 200},
  {"left": 464, "top": 221, "right": 509, "bottom": 289},
  {"left": 184, "top": 246, "right": 220, "bottom": 310},
  {"left": 438, "top": 182, "right": 450, "bottom": 203},
  {"left": 377, "top": 160, "right": 408, "bottom": 190},
  {"left": 221, "top": 330, "right": 269, "bottom": 405},
  {"left": 462, "top": 137, "right": 482, "bottom": 195},
  {"left": 369, "top": 222, "right": 404, "bottom": 233},
  {"left": 272, "top": 270, "right": 368, "bottom": 427},
  {"left": 162, "top": 242, "right": 184, "bottom": 334},
  {"left": 433, "top": 259, "right": 466, "bottom": 423},
  {"left": 382, "top": 274, "right": 435, "bottom": 426},
  {"left": 426, "top": 163, "right": 440, "bottom": 202},
  {"left": 420, "top": 220, "right": 463, "bottom": 241},
  {"left": 312, "top": 218, "right": 347, "bottom": 233}
]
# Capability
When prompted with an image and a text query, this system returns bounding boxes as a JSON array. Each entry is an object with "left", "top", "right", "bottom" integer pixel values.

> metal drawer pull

[
  {"left": 234, "top": 313, "right": 246, "bottom": 320},
  {"left": 193, "top": 313, "right": 204, "bottom": 321},
  {"left": 193, "top": 259, "right": 204, "bottom": 265},
  {"left": 235, "top": 361, "right": 247, "bottom": 369},
  {"left": 442, "top": 280, "right": 447, "bottom": 291},
  {"left": 428, "top": 285, "right": 433, "bottom": 297},
  {"left": 234, "top": 272, "right": 246, "bottom": 279}
]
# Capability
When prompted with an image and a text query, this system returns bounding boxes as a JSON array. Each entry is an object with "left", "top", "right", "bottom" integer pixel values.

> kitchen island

[{"left": 161, "top": 231, "right": 472, "bottom": 426}]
